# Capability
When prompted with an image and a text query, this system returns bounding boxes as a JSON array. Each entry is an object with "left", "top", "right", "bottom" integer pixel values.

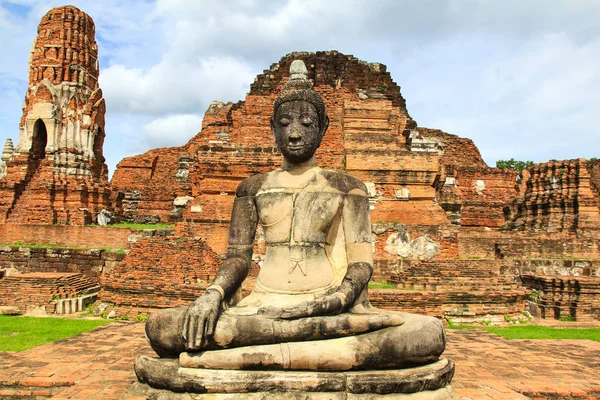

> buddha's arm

[
  {"left": 183, "top": 183, "right": 258, "bottom": 350},
  {"left": 337, "top": 188, "right": 374, "bottom": 310}
]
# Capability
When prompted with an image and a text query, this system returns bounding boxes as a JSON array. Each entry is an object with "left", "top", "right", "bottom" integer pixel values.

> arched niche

[
  {"left": 93, "top": 127, "right": 105, "bottom": 163},
  {"left": 30, "top": 119, "right": 48, "bottom": 160},
  {"left": 91, "top": 127, "right": 105, "bottom": 177}
]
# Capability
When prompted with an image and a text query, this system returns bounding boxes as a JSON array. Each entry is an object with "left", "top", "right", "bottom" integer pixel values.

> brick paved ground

[{"left": 0, "top": 321, "right": 599, "bottom": 399}]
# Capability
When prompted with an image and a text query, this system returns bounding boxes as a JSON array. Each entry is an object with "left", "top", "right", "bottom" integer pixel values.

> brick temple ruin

[
  {"left": 1, "top": 6, "right": 599, "bottom": 323},
  {"left": 0, "top": 5, "right": 110, "bottom": 226}
]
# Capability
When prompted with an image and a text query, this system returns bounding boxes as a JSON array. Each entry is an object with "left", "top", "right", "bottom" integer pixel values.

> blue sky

[{"left": 1, "top": 0, "right": 599, "bottom": 177}]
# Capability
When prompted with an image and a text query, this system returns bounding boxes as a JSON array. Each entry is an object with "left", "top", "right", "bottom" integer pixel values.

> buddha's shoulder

[
  {"left": 320, "top": 170, "right": 369, "bottom": 196},
  {"left": 235, "top": 173, "right": 269, "bottom": 197}
]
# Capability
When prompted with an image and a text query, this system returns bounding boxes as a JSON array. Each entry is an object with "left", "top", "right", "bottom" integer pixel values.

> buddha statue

[{"left": 136, "top": 59, "right": 454, "bottom": 398}]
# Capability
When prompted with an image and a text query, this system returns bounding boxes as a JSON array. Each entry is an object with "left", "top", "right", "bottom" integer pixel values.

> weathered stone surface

[
  {"left": 97, "top": 209, "right": 111, "bottom": 225},
  {"left": 0, "top": 305, "right": 21, "bottom": 315},
  {"left": 177, "top": 313, "right": 443, "bottom": 371},
  {"left": 135, "top": 356, "right": 454, "bottom": 396},
  {"left": 132, "top": 383, "right": 455, "bottom": 400},
  {"left": 384, "top": 232, "right": 440, "bottom": 260}
]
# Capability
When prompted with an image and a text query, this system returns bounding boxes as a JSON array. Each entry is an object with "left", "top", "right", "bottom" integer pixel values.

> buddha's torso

[
  {"left": 254, "top": 167, "right": 345, "bottom": 294},
  {"left": 224, "top": 167, "right": 369, "bottom": 315}
]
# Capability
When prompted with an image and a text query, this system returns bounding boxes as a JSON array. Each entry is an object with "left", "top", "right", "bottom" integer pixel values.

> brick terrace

[{"left": 0, "top": 321, "right": 598, "bottom": 399}]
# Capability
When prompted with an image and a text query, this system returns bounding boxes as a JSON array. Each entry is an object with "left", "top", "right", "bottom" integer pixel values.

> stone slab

[
  {"left": 131, "top": 382, "right": 456, "bottom": 399},
  {"left": 0, "top": 305, "right": 21, "bottom": 315},
  {"left": 134, "top": 356, "right": 454, "bottom": 395}
]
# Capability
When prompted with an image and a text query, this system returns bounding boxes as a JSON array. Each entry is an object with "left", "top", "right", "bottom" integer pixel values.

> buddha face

[{"left": 271, "top": 100, "right": 328, "bottom": 163}]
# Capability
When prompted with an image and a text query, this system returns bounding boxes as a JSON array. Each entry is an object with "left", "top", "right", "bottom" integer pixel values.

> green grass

[
  {"left": 445, "top": 318, "right": 477, "bottom": 329},
  {"left": 110, "top": 222, "right": 175, "bottom": 230},
  {"left": 484, "top": 326, "right": 600, "bottom": 342},
  {"left": 368, "top": 280, "right": 396, "bottom": 289},
  {"left": 447, "top": 324, "right": 478, "bottom": 330},
  {"left": 0, "top": 316, "right": 111, "bottom": 352},
  {"left": 446, "top": 322, "right": 600, "bottom": 342}
]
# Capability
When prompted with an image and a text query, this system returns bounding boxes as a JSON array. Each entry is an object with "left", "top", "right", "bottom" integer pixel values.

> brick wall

[
  {"left": 416, "top": 127, "right": 486, "bottom": 169},
  {"left": 110, "top": 147, "right": 193, "bottom": 223},
  {"left": 459, "top": 229, "right": 600, "bottom": 260},
  {"left": 0, "top": 246, "right": 125, "bottom": 279},
  {"left": 0, "top": 224, "right": 135, "bottom": 249},
  {"left": 521, "top": 275, "right": 600, "bottom": 321},
  {"left": 100, "top": 236, "right": 221, "bottom": 308},
  {"left": 0, "top": 272, "right": 99, "bottom": 313}
]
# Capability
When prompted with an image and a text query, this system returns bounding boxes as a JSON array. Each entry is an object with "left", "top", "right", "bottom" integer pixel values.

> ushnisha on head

[{"left": 271, "top": 60, "right": 330, "bottom": 164}]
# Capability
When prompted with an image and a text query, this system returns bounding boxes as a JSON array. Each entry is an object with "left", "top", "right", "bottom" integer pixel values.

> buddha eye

[
  {"left": 279, "top": 117, "right": 290, "bottom": 126},
  {"left": 301, "top": 117, "right": 314, "bottom": 127}
]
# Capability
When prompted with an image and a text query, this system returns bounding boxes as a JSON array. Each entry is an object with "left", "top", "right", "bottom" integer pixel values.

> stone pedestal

[{"left": 134, "top": 356, "right": 455, "bottom": 399}]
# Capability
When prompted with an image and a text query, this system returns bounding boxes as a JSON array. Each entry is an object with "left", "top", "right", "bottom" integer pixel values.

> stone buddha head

[{"left": 271, "top": 60, "right": 330, "bottom": 164}]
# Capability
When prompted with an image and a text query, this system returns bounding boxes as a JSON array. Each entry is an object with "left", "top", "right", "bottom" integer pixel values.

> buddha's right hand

[{"left": 182, "top": 290, "right": 222, "bottom": 351}]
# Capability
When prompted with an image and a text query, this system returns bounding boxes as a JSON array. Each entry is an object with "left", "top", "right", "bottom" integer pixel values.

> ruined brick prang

[
  {"left": 0, "top": 6, "right": 110, "bottom": 225},
  {"left": 506, "top": 159, "right": 600, "bottom": 232},
  {"left": 19, "top": 5, "right": 105, "bottom": 174}
]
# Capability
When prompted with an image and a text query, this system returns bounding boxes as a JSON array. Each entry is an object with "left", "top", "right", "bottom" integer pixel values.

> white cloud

[
  {"left": 142, "top": 114, "right": 204, "bottom": 148},
  {"left": 101, "top": 56, "right": 255, "bottom": 116}
]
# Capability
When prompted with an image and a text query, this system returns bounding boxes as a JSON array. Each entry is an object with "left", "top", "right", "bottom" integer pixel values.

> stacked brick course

[
  {"left": 100, "top": 236, "right": 221, "bottom": 309},
  {"left": 521, "top": 275, "right": 600, "bottom": 321},
  {"left": 0, "top": 224, "right": 135, "bottom": 249},
  {"left": 0, "top": 5, "right": 110, "bottom": 225},
  {"left": 110, "top": 147, "right": 193, "bottom": 223},
  {"left": 370, "top": 260, "right": 528, "bottom": 321},
  {"left": 0, "top": 272, "right": 98, "bottom": 313},
  {"left": 0, "top": 246, "right": 125, "bottom": 280}
]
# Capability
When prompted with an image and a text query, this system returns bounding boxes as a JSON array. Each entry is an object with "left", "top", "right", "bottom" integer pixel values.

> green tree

[{"left": 496, "top": 158, "right": 534, "bottom": 172}]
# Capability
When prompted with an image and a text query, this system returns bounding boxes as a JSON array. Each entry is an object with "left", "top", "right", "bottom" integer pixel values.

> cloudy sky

[{"left": 0, "top": 0, "right": 598, "bottom": 177}]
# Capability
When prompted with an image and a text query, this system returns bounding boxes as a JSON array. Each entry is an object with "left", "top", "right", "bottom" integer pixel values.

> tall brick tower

[{"left": 0, "top": 5, "right": 111, "bottom": 225}]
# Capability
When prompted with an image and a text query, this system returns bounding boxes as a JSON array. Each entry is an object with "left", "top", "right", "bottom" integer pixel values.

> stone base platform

[{"left": 134, "top": 356, "right": 455, "bottom": 399}]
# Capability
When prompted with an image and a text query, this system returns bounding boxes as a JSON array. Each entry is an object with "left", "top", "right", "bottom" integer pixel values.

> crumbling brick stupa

[{"left": 0, "top": 5, "right": 110, "bottom": 226}]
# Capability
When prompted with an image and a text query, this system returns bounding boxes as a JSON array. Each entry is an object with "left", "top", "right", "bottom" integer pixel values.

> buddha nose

[{"left": 289, "top": 129, "right": 301, "bottom": 141}]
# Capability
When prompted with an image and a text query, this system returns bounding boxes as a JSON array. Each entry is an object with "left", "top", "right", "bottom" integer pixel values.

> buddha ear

[
  {"left": 270, "top": 117, "right": 276, "bottom": 138},
  {"left": 320, "top": 115, "right": 330, "bottom": 138}
]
